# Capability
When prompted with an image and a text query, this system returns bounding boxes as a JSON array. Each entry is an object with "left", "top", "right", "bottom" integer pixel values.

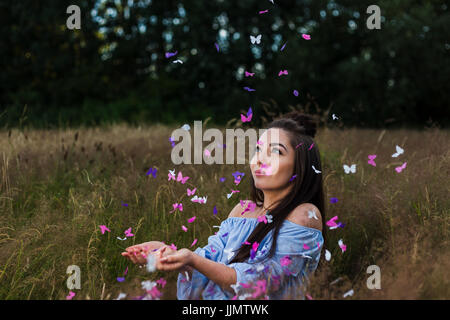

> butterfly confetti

[
  {"left": 266, "top": 214, "right": 273, "bottom": 223},
  {"left": 293, "top": 90, "right": 299, "bottom": 96},
  {"left": 312, "top": 165, "right": 321, "bottom": 174},
  {"left": 170, "top": 243, "right": 177, "bottom": 250},
  {"left": 325, "top": 249, "right": 331, "bottom": 261},
  {"left": 224, "top": 248, "right": 235, "bottom": 261},
  {"left": 278, "top": 70, "right": 288, "bottom": 76},
  {"left": 99, "top": 225, "right": 110, "bottom": 234},
  {"left": 368, "top": 154, "right": 377, "bottom": 167},
  {"left": 117, "top": 236, "right": 127, "bottom": 241},
  {"left": 170, "top": 203, "right": 183, "bottom": 213},
  {"left": 243, "top": 86, "right": 256, "bottom": 92},
  {"left": 332, "top": 113, "right": 339, "bottom": 120},
  {"left": 280, "top": 42, "right": 287, "bottom": 51},
  {"left": 303, "top": 243, "right": 310, "bottom": 250},
  {"left": 213, "top": 206, "right": 218, "bottom": 215},
  {"left": 392, "top": 145, "right": 404, "bottom": 157},
  {"left": 289, "top": 174, "right": 297, "bottom": 182},
  {"left": 250, "top": 34, "right": 262, "bottom": 44},
  {"left": 343, "top": 289, "right": 354, "bottom": 298},
  {"left": 181, "top": 124, "right": 190, "bottom": 131},
  {"left": 190, "top": 238, "right": 198, "bottom": 247},
  {"left": 219, "top": 177, "right": 225, "bottom": 182},
  {"left": 280, "top": 255, "right": 292, "bottom": 266},
  {"left": 191, "top": 195, "right": 207, "bottom": 204},
  {"left": 308, "top": 209, "right": 318, "bottom": 220},
  {"left": 308, "top": 143, "right": 315, "bottom": 150},
  {"left": 329, "top": 197, "right": 338, "bottom": 204},
  {"left": 121, "top": 202, "right": 128, "bottom": 207},
  {"left": 115, "top": 293, "right": 127, "bottom": 300},
  {"left": 172, "top": 59, "right": 183, "bottom": 64},
  {"left": 214, "top": 43, "right": 220, "bottom": 52},
  {"left": 257, "top": 215, "right": 268, "bottom": 224},
  {"left": 395, "top": 162, "right": 407, "bottom": 173},
  {"left": 146, "top": 167, "right": 157, "bottom": 178},
  {"left": 245, "top": 71, "right": 255, "bottom": 77},
  {"left": 295, "top": 142, "right": 303, "bottom": 148},
  {"left": 177, "top": 171, "right": 189, "bottom": 184},
  {"left": 306, "top": 294, "right": 313, "bottom": 300},
  {"left": 124, "top": 228, "right": 134, "bottom": 237},
  {"left": 343, "top": 164, "right": 356, "bottom": 174},
  {"left": 146, "top": 254, "right": 156, "bottom": 272},
  {"left": 210, "top": 245, "right": 216, "bottom": 253},
  {"left": 66, "top": 291, "right": 75, "bottom": 300},
  {"left": 165, "top": 51, "right": 178, "bottom": 58},
  {"left": 204, "top": 149, "right": 211, "bottom": 157},
  {"left": 326, "top": 215, "right": 339, "bottom": 227},
  {"left": 302, "top": 34, "right": 311, "bottom": 40},
  {"left": 168, "top": 137, "right": 175, "bottom": 147},
  {"left": 259, "top": 9, "right": 269, "bottom": 14},
  {"left": 241, "top": 107, "right": 253, "bottom": 123},
  {"left": 187, "top": 216, "right": 196, "bottom": 223},
  {"left": 181, "top": 225, "right": 188, "bottom": 232},
  {"left": 338, "top": 239, "right": 347, "bottom": 253},
  {"left": 187, "top": 188, "right": 196, "bottom": 196}
]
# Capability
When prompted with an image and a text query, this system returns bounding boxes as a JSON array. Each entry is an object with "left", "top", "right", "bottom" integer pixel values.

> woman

[{"left": 122, "top": 111, "right": 326, "bottom": 300}]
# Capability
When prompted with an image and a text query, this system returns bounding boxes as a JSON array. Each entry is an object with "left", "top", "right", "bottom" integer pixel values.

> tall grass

[{"left": 0, "top": 123, "right": 448, "bottom": 299}]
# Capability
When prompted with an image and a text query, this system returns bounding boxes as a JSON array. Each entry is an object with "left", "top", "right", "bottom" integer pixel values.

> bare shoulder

[
  {"left": 228, "top": 200, "right": 255, "bottom": 218},
  {"left": 286, "top": 203, "right": 323, "bottom": 231}
]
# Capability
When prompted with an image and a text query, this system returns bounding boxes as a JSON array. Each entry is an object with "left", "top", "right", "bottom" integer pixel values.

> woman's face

[{"left": 250, "top": 128, "right": 296, "bottom": 191}]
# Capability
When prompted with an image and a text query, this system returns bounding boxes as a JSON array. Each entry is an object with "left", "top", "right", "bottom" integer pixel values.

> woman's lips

[{"left": 255, "top": 169, "right": 266, "bottom": 176}]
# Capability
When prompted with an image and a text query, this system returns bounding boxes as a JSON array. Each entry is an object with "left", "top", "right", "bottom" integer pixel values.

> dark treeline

[{"left": 0, "top": 0, "right": 449, "bottom": 129}]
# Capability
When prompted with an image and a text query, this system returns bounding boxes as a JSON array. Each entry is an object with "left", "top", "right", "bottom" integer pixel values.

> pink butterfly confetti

[
  {"left": 245, "top": 71, "right": 255, "bottom": 77},
  {"left": 187, "top": 188, "right": 196, "bottom": 196},
  {"left": 170, "top": 203, "right": 183, "bottom": 213},
  {"left": 338, "top": 239, "right": 347, "bottom": 253},
  {"left": 181, "top": 225, "right": 188, "bottom": 232},
  {"left": 295, "top": 142, "right": 303, "bottom": 148},
  {"left": 99, "top": 225, "right": 110, "bottom": 234},
  {"left": 326, "top": 215, "right": 339, "bottom": 228},
  {"left": 303, "top": 243, "right": 310, "bottom": 250},
  {"left": 123, "top": 228, "right": 134, "bottom": 237},
  {"left": 190, "top": 238, "right": 198, "bottom": 247},
  {"left": 252, "top": 279, "right": 267, "bottom": 298},
  {"left": 278, "top": 70, "right": 288, "bottom": 76},
  {"left": 240, "top": 282, "right": 252, "bottom": 289},
  {"left": 242, "top": 240, "right": 251, "bottom": 245},
  {"left": 259, "top": 9, "right": 269, "bottom": 14},
  {"left": 170, "top": 243, "right": 177, "bottom": 250},
  {"left": 156, "top": 278, "right": 167, "bottom": 288},
  {"left": 257, "top": 215, "right": 268, "bottom": 224},
  {"left": 210, "top": 246, "right": 216, "bottom": 253},
  {"left": 302, "top": 34, "right": 311, "bottom": 40},
  {"left": 241, "top": 107, "right": 253, "bottom": 122},
  {"left": 306, "top": 294, "right": 313, "bottom": 300},
  {"left": 368, "top": 154, "right": 377, "bottom": 167},
  {"left": 204, "top": 149, "right": 211, "bottom": 157},
  {"left": 177, "top": 171, "right": 190, "bottom": 184},
  {"left": 66, "top": 291, "right": 75, "bottom": 300},
  {"left": 308, "top": 143, "right": 315, "bottom": 150},
  {"left": 187, "top": 216, "right": 196, "bottom": 223},
  {"left": 395, "top": 162, "right": 407, "bottom": 173},
  {"left": 280, "top": 255, "right": 292, "bottom": 266}
]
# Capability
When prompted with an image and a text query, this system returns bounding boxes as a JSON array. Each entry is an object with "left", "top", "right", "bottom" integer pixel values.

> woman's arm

[{"left": 189, "top": 251, "right": 237, "bottom": 294}]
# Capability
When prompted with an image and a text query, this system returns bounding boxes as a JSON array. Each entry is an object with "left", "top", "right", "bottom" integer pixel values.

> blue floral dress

[{"left": 177, "top": 216, "right": 324, "bottom": 300}]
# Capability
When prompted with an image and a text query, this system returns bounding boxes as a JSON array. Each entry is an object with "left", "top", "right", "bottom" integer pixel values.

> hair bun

[{"left": 283, "top": 111, "right": 317, "bottom": 138}]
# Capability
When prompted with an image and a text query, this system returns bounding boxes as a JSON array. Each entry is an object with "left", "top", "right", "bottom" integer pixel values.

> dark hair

[{"left": 228, "top": 112, "right": 326, "bottom": 264}]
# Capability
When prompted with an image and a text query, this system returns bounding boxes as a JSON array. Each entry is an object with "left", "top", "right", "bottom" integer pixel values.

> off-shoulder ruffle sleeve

[
  {"left": 227, "top": 223, "right": 323, "bottom": 300},
  {"left": 176, "top": 218, "right": 233, "bottom": 299}
]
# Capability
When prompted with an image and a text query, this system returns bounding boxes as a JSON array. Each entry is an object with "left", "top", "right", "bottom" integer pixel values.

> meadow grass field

[{"left": 0, "top": 123, "right": 448, "bottom": 300}]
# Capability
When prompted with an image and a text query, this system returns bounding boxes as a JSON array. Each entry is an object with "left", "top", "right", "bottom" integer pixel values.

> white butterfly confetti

[
  {"left": 141, "top": 280, "right": 157, "bottom": 291},
  {"left": 117, "top": 237, "right": 127, "bottom": 241},
  {"left": 146, "top": 254, "right": 156, "bottom": 273},
  {"left": 391, "top": 145, "right": 404, "bottom": 158},
  {"left": 266, "top": 214, "right": 273, "bottom": 223},
  {"left": 181, "top": 124, "right": 190, "bottom": 131},
  {"left": 115, "top": 293, "right": 127, "bottom": 300},
  {"left": 332, "top": 113, "right": 339, "bottom": 120},
  {"left": 173, "top": 59, "right": 183, "bottom": 64},
  {"left": 224, "top": 248, "right": 235, "bottom": 261},
  {"left": 343, "top": 289, "right": 354, "bottom": 298},
  {"left": 308, "top": 209, "right": 318, "bottom": 220},
  {"left": 312, "top": 165, "right": 321, "bottom": 174},
  {"left": 250, "top": 34, "right": 262, "bottom": 44},
  {"left": 343, "top": 164, "right": 356, "bottom": 174},
  {"left": 325, "top": 249, "right": 331, "bottom": 261}
]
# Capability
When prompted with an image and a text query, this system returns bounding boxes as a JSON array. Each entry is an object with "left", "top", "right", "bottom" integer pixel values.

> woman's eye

[{"left": 272, "top": 148, "right": 282, "bottom": 154}]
